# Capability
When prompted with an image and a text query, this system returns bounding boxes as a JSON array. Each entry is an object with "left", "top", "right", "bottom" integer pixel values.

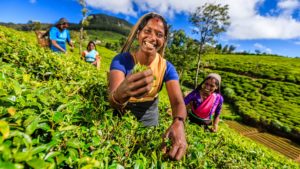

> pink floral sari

[{"left": 191, "top": 93, "right": 220, "bottom": 120}]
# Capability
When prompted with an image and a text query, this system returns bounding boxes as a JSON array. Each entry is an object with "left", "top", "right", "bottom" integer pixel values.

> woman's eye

[
  {"left": 144, "top": 29, "right": 151, "bottom": 33},
  {"left": 156, "top": 32, "right": 164, "bottom": 38}
]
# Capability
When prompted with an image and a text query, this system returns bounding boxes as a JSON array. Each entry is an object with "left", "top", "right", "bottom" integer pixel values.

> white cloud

[
  {"left": 233, "top": 43, "right": 241, "bottom": 48},
  {"left": 295, "top": 41, "right": 300, "bottom": 45},
  {"left": 278, "top": 0, "right": 300, "bottom": 10},
  {"left": 225, "top": 0, "right": 300, "bottom": 39},
  {"left": 29, "top": 0, "right": 36, "bottom": 4},
  {"left": 277, "top": 0, "right": 300, "bottom": 17},
  {"left": 85, "top": 0, "right": 137, "bottom": 17},
  {"left": 85, "top": 0, "right": 300, "bottom": 40},
  {"left": 254, "top": 43, "right": 272, "bottom": 53},
  {"left": 254, "top": 43, "right": 264, "bottom": 48}
]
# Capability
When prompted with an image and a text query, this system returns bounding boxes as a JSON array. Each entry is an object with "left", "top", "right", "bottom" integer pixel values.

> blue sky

[{"left": 1, "top": 0, "right": 300, "bottom": 57}]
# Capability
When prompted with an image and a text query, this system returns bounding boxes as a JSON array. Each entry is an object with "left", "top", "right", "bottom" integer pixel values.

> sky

[{"left": 1, "top": 0, "right": 300, "bottom": 57}]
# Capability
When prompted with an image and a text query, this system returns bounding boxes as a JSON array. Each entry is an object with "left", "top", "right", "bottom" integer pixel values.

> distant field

[
  {"left": 204, "top": 54, "right": 300, "bottom": 84},
  {"left": 87, "top": 30, "right": 125, "bottom": 44}
]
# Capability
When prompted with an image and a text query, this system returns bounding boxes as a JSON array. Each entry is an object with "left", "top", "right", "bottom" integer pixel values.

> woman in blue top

[
  {"left": 109, "top": 12, "right": 187, "bottom": 161},
  {"left": 82, "top": 41, "right": 101, "bottom": 69},
  {"left": 49, "top": 18, "right": 74, "bottom": 53}
]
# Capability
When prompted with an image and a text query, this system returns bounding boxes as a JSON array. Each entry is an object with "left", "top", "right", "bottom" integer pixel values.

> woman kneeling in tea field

[
  {"left": 184, "top": 73, "right": 224, "bottom": 132},
  {"left": 82, "top": 41, "right": 101, "bottom": 69},
  {"left": 108, "top": 12, "right": 187, "bottom": 160}
]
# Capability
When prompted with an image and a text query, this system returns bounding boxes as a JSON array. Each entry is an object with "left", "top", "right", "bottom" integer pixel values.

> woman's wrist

[
  {"left": 111, "top": 89, "right": 128, "bottom": 109},
  {"left": 173, "top": 116, "right": 185, "bottom": 124}
]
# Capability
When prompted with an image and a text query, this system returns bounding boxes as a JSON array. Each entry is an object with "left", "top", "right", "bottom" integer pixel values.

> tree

[
  {"left": 27, "top": 20, "right": 41, "bottom": 31},
  {"left": 215, "top": 43, "right": 222, "bottom": 53},
  {"left": 78, "top": 0, "right": 89, "bottom": 54},
  {"left": 165, "top": 30, "right": 197, "bottom": 85},
  {"left": 189, "top": 3, "right": 230, "bottom": 87},
  {"left": 222, "top": 44, "right": 229, "bottom": 54},
  {"left": 255, "top": 49, "right": 261, "bottom": 55},
  {"left": 228, "top": 45, "right": 236, "bottom": 53}
]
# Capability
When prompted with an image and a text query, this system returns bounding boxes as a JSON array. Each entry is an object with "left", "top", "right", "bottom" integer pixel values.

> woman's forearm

[
  {"left": 171, "top": 101, "right": 187, "bottom": 121},
  {"left": 213, "top": 115, "right": 220, "bottom": 128},
  {"left": 51, "top": 40, "right": 65, "bottom": 52}
]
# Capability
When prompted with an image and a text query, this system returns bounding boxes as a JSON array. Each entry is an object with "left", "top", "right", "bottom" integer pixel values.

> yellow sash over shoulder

[{"left": 129, "top": 53, "right": 167, "bottom": 102}]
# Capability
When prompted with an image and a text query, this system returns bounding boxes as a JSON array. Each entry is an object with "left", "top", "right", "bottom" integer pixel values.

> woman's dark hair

[
  {"left": 87, "top": 41, "right": 96, "bottom": 51},
  {"left": 196, "top": 76, "right": 221, "bottom": 93}
]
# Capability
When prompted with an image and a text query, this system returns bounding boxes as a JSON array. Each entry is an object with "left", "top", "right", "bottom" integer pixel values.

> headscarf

[
  {"left": 56, "top": 18, "right": 68, "bottom": 26},
  {"left": 207, "top": 73, "right": 221, "bottom": 89},
  {"left": 196, "top": 73, "right": 222, "bottom": 93},
  {"left": 120, "top": 12, "right": 169, "bottom": 57}
]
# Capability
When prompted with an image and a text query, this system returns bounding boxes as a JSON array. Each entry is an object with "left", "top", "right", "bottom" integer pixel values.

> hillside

[
  {"left": 1, "top": 26, "right": 299, "bottom": 168},
  {"left": 0, "top": 13, "right": 133, "bottom": 36},
  {"left": 83, "top": 14, "right": 132, "bottom": 36}
]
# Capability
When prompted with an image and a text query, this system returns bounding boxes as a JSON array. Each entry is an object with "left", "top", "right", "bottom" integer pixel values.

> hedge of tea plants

[
  {"left": 218, "top": 71, "right": 300, "bottom": 139},
  {"left": 204, "top": 54, "right": 300, "bottom": 84}
]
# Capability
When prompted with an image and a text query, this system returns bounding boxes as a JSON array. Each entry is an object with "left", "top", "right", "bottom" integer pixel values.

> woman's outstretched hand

[
  {"left": 211, "top": 124, "right": 218, "bottom": 132},
  {"left": 114, "top": 69, "right": 154, "bottom": 103},
  {"left": 162, "top": 119, "right": 187, "bottom": 161}
]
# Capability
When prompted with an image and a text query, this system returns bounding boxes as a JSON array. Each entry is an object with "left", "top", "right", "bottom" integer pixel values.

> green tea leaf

[
  {"left": 26, "top": 119, "right": 39, "bottom": 135},
  {"left": 14, "top": 151, "right": 31, "bottom": 162},
  {"left": 27, "top": 158, "right": 47, "bottom": 169},
  {"left": 12, "top": 80, "right": 22, "bottom": 95},
  {"left": 37, "top": 123, "right": 51, "bottom": 131},
  {"left": 0, "top": 162, "right": 15, "bottom": 169},
  {"left": 67, "top": 138, "right": 82, "bottom": 149},
  {"left": 132, "top": 63, "right": 149, "bottom": 74},
  {"left": 1, "top": 95, "right": 16, "bottom": 103},
  {"left": 0, "top": 120, "right": 9, "bottom": 139},
  {"left": 44, "top": 151, "right": 61, "bottom": 160},
  {"left": 108, "top": 163, "right": 124, "bottom": 169},
  {"left": 31, "top": 144, "right": 48, "bottom": 155},
  {"left": 58, "top": 125, "right": 78, "bottom": 131},
  {"left": 53, "top": 111, "right": 63, "bottom": 123},
  {"left": 68, "top": 148, "right": 79, "bottom": 160}
]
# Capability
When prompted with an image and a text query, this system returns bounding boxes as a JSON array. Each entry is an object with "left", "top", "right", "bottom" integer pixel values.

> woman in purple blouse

[{"left": 184, "top": 73, "right": 223, "bottom": 132}]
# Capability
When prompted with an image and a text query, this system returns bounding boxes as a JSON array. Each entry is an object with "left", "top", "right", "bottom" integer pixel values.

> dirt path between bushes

[{"left": 225, "top": 120, "right": 300, "bottom": 163}]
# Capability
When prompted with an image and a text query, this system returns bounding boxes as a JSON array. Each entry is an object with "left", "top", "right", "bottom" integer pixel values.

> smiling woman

[
  {"left": 108, "top": 12, "right": 187, "bottom": 161},
  {"left": 184, "top": 73, "right": 224, "bottom": 132}
]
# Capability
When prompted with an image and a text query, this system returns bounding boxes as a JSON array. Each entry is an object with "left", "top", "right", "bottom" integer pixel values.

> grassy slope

[
  {"left": 0, "top": 26, "right": 299, "bottom": 168},
  {"left": 87, "top": 30, "right": 125, "bottom": 44}
]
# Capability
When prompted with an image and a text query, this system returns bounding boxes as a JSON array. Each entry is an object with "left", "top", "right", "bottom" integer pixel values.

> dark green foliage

[
  {"left": 85, "top": 14, "right": 132, "bottom": 36},
  {"left": 165, "top": 30, "right": 197, "bottom": 85}
]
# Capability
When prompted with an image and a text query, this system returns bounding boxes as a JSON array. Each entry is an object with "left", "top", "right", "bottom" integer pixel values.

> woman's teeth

[{"left": 145, "top": 41, "right": 155, "bottom": 48}]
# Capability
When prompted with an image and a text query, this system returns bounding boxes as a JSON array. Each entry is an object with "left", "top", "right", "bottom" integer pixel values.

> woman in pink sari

[{"left": 184, "top": 73, "right": 223, "bottom": 132}]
